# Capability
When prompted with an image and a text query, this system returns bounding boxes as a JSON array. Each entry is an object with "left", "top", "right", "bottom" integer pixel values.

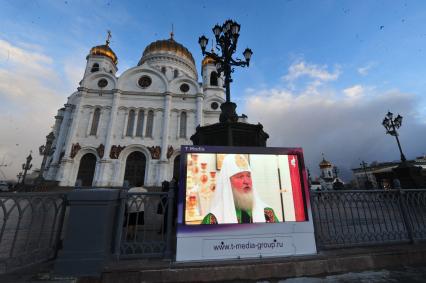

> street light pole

[
  {"left": 16, "top": 172, "right": 23, "bottom": 184},
  {"left": 360, "top": 160, "right": 373, "bottom": 189},
  {"left": 360, "top": 161, "right": 369, "bottom": 180},
  {"left": 38, "top": 132, "right": 55, "bottom": 181},
  {"left": 198, "top": 20, "right": 253, "bottom": 123},
  {"left": 21, "top": 152, "right": 33, "bottom": 187},
  {"left": 382, "top": 111, "right": 407, "bottom": 162}
]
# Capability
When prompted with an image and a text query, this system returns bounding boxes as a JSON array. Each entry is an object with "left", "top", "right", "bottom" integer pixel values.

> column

[
  {"left": 96, "top": 91, "right": 120, "bottom": 186},
  {"left": 47, "top": 105, "right": 72, "bottom": 180},
  {"left": 96, "top": 108, "right": 105, "bottom": 138},
  {"left": 160, "top": 93, "right": 172, "bottom": 161},
  {"left": 86, "top": 109, "right": 94, "bottom": 137},
  {"left": 53, "top": 113, "right": 64, "bottom": 139},
  {"left": 132, "top": 110, "right": 137, "bottom": 138},
  {"left": 51, "top": 104, "right": 73, "bottom": 165},
  {"left": 59, "top": 93, "right": 86, "bottom": 185},
  {"left": 176, "top": 112, "right": 181, "bottom": 139},
  {"left": 104, "top": 91, "right": 120, "bottom": 159},
  {"left": 142, "top": 110, "right": 148, "bottom": 138},
  {"left": 196, "top": 93, "right": 204, "bottom": 127},
  {"left": 122, "top": 110, "right": 128, "bottom": 138},
  {"left": 63, "top": 94, "right": 85, "bottom": 159}
]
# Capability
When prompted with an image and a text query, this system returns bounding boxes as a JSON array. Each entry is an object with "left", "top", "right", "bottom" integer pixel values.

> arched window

[
  {"left": 161, "top": 66, "right": 166, "bottom": 74},
  {"left": 145, "top": 110, "right": 154, "bottom": 137},
  {"left": 90, "top": 108, "right": 101, "bottom": 136},
  {"left": 76, "top": 153, "right": 97, "bottom": 187},
  {"left": 91, "top": 63, "right": 99, "bottom": 73},
  {"left": 179, "top": 112, "right": 187, "bottom": 138},
  {"left": 174, "top": 69, "right": 179, "bottom": 78},
  {"left": 126, "top": 110, "right": 135, "bottom": 136},
  {"left": 124, "top": 151, "right": 147, "bottom": 187},
  {"left": 136, "top": 110, "right": 144, "bottom": 137},
  {"left": 210, "top": 71, "right": 218, "bottom": 86}
]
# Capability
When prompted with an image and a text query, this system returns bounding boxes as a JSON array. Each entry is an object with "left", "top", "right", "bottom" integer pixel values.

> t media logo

[{"left": 184, "top": 146, "right": 206, "bottom": 152}]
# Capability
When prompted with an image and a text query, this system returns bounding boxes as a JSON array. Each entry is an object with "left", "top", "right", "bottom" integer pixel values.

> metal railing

[
  {"left": 114, "top": 186, "right": 175, "bottom": 259},
  {"left": 0, "top": 192, "right": 66, "bottom": 273},
  {"left": 311, "top": 189, "right": 426, "bottom": 249},
  {"left": 400, "top": 190, "right": 426, "bottom": 241}
]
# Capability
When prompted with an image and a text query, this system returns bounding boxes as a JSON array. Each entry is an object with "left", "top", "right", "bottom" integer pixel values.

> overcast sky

[{"left": 0, "top": 0, "right": 425, "bottom": 181}]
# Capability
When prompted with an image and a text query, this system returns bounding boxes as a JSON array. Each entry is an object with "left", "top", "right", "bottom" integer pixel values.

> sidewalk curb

[{"left": 99, "top": 244, "right": 426, "bottom": 282}]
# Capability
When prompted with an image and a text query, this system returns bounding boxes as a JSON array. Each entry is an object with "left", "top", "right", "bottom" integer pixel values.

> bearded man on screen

[{"left": 201, "top": 154, "right": 278, "bottom": 224}]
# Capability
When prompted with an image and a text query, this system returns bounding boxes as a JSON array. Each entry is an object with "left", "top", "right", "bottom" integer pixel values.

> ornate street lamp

[
  {"left": 21, "top": 152, "right": 33, "bottom": 187},
  {"left": 382, "top": 111, "right": 406, "bottom": 162},
  {"left": 198, "top": 20, "right": 253, "bottom": 123},
  {"left": 16, "top": 172, "right": 23, "bottom": 184},
  {"left": 37, "top": 132, "right": 55, "bottom": 182}
]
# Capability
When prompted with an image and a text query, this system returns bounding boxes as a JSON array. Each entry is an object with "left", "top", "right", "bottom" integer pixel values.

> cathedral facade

[{"left": 44, "top": 34, "right": 225, "bottom": 187}]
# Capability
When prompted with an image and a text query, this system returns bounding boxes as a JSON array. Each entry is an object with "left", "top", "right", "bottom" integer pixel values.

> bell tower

[{"left": 84, "top": 31, "right": 118, "bottom": 79}]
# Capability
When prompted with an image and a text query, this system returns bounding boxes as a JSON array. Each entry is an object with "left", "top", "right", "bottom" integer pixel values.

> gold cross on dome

[{"left": 106, "top": 30, "right": 112, "bottom": 45}]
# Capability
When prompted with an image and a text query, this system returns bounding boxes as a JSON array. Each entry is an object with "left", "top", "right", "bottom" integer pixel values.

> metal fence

[
  {"left": 114, "top": 187, "right": 175, "bottom": 259},
  {"left": 0, "top": 192, "right": 66, "bottom": 273},
  {"left": 311, "top": 189, "right": 426, "bottom": 249},
  {"left": 2, "top": 187, "right": 424, "bottom": 271}
]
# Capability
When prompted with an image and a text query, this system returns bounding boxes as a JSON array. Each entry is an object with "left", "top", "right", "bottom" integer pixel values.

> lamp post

[
  {"left": 360, "top": 160, "right": 373, "bottom": 189},
  {"left": 198, "top": 20, "right": 253, "bottom": 123},
  {"left": 382, "top": 111, "right": 406, "bottom": 162},
  {"left": 21, "top": 152, "right": 33, "bottom": 187},
  {"left": 16, "top": 172, "right": 23, "bottom": 184},
  {"left": 38, "top": 132, "right": 55, "bottom": 182}
]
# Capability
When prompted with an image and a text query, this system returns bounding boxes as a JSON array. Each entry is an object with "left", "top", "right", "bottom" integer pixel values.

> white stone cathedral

[{"left": 43, "top": 33, "right": 225, "bottom": 187}]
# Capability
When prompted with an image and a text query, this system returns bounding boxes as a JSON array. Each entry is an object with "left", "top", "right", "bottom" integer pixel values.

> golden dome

[
  {"left": 202, "top": 55, "right": 215, "bottom": 67},
  {"left": 90, "top": 44, "right": 118, "bottom": 65},
  {"left": 319, "top": 158, "right": 332, "bottom": 169},
  {"left": 139, "top": 38, "right": 195, "bottom": 65}
]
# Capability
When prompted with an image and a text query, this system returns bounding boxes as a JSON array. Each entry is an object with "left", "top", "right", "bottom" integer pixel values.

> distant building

[
  {"left": 310, "top": 156, "right": 344, "bottom": 190},
  {"left": 42, "top": 33, "right": 226, "bottom": 187},
  {"left": 352, "top": 156, "right": 426, "bottom": 189}
]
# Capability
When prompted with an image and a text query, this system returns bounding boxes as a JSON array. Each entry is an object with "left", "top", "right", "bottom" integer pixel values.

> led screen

[{"left": 182, "top": 150, "right": 308, "bottom": 225}]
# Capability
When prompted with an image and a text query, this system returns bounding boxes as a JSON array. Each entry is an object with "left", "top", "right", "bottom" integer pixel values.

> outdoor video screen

[{"left": 182, "top": 147, "right": 308, "bottom": 225}]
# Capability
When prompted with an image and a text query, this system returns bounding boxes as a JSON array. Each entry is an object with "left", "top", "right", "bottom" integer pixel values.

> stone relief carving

[
  {"left": 97, "top": 144, "right": 105, "bottom": 158},
  {"left": 167, "top": 145, "right": 174, "bottom": 159},
  {"left": 110, "top": 145, "right": 126, "bottom": 159},
  {"left": 70, "top": 143, "right": 81, "bottom": 158},
  {"left": 148, "top": 146, "right": 161, "bottom": 159}
]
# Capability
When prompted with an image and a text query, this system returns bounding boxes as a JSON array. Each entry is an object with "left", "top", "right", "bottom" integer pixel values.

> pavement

[
  {"left": 275, "top": 266, "right": 426, "bottom": 282},
  {"left": 1, "top": 243, "right": 426, "bottom": 283}
]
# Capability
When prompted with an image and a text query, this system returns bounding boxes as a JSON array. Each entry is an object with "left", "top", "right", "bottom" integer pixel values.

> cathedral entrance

[
  {"left": 124, "top": 151, "right": 146, "bottom": 187},
  {"left": 173, "top": 155, "right": 180, "bottom": 181},
  {"left": 76, "top": 153, "right": 97, "bottom": 187}
]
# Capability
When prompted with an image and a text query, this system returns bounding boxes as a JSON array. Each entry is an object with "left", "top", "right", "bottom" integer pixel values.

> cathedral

[
  {"left": 43, "top": 32, "right": 225, "bottom": 187},
  {"left": 310, "top": 155, "right": 344, "bottom": 190}
]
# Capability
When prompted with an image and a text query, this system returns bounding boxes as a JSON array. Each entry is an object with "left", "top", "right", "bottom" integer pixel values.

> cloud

[
  {"left": 245, "top": 84, "right": 426, "bottom": 182},
  {"left": 0, "top": 39, "right": 55, "bottom": 79},
  {"left": 282, "top": 60, "right": 340, "bottom": 82},
  {"left": 343, "top": 84, "right": 365, "bottom": 99},
  {"left": 64, "top": 58, "right": 85, "bottom": 88},
  {"left": 357, "top": 62, "right": 377, "bottom": 76},
  {"left": 0, "top": 38, "right": 66, "bottom": 180}
]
